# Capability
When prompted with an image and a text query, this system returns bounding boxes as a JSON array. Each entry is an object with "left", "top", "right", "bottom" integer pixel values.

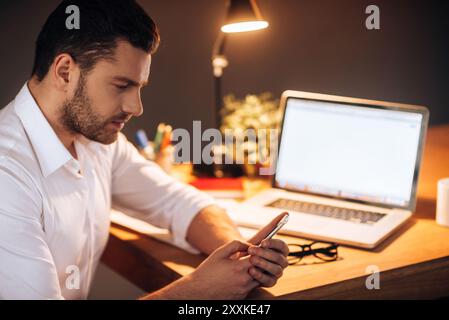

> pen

[
  {"left": 153, "top": 123, "right": 165, "bottom": 154},
  {"left": 135, "top": 129, "right": 149, "bottom": 149},
  {"left": 160, "top": 125, "right": 173, "bottom": 152}
]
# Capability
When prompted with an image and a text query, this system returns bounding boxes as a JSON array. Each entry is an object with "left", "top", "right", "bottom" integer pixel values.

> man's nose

[{"left": 122, "top": 92, "right": 143, "bottom": 117}]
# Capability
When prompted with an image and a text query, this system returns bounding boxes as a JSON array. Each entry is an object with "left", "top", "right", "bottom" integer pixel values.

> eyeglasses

[{"left": 287, "top": 241, "right": 339, "bottom": 265}]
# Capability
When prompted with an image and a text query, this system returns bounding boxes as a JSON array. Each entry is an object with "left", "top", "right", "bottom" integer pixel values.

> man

[{"left": 0, "top": 0, "right": 289, "bottom": 299}]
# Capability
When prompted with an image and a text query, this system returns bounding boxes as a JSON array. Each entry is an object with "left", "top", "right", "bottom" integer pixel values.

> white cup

[{"left": 436, "top": 178, "right": 449, "bottom": 227}]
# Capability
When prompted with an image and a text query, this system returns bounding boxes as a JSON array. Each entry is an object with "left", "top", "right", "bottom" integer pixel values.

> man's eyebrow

[{"left": 112, "top": 76, "right": 149, "bottom": 87}]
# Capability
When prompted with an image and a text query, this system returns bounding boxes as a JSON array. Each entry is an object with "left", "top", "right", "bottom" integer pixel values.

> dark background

[{"left": 0, "top": 0, "right": 448, "bottom": 142}]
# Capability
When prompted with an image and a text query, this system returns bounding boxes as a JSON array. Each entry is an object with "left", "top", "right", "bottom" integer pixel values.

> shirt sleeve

[
  {"left": 0, "top": 162, "right": 64, "bottom": 300},
  {"left": 110, "top": 133, "right": 216, "bottom": 252}
]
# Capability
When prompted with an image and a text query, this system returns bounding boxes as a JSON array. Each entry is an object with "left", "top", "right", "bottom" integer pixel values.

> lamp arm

[
  {"left": 212, "top": 32, "right": 228, "bottom": 77},
  {"left": 213, "top": 32, "right": 227, "bottom": 58},
  {"left": 212, "top": 32, "right": 228, "bottom": 128}
]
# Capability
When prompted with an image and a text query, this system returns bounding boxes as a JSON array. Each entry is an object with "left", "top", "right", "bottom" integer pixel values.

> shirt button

[{"left": 66, "top": 160, "right": 82, "bottom": 176}]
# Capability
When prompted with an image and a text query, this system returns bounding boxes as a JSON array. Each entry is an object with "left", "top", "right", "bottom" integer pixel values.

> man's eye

[{"left": 115, "top": 84, "right": 128, "bottom": 90}]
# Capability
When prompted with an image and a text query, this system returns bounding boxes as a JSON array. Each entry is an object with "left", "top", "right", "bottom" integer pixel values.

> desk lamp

[
  {"left": 212, "top": 0, "right": 269, "bottom": 128},
  {"left": 195, "top": 0, "right": 269, "bottom": 177}
]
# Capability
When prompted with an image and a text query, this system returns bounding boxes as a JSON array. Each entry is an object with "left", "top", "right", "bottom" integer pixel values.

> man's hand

[
  {"left": 246, "top": 212, "right": 290, "bottom": 288},
  {"left": 144, "top": 239, "right": 260, "bottom": 300},
  {"left": 186, "top": 240, "right": 260, "bottom": 299},
  {"left": 142, "top": 213, "right": 290, "bottom": 300}
]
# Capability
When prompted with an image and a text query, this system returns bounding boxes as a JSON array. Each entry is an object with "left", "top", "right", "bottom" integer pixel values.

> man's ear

[{"left": 51, "top": 53, "right": 79, "bottom": 92}]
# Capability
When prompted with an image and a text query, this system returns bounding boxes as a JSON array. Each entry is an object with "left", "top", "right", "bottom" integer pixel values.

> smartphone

[{"left": 260, "top": 213, "right": 289, "bottom": 243}]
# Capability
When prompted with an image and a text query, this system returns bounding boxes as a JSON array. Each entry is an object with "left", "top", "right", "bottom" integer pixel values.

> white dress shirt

[{"left": 0, "top": 83, "right": 215, "bottom": 300}]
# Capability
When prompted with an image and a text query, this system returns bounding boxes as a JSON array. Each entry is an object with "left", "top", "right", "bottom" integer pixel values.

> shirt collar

[{"left": 14, "top": 82, "right": 73, "bottom": 178}]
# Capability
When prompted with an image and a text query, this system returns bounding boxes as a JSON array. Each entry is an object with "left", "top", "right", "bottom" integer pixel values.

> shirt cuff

[{"left": 170, "top": 189, "right": 216, "bottom": 254}]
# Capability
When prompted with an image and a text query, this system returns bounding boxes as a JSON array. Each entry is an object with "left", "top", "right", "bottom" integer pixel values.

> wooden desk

[{"left": 102, "top": 125, "right": 449, "bottom": 299}]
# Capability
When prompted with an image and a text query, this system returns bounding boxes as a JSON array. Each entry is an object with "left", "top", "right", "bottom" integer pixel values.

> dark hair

[{"left": 32, "top": 0, "right": 160, "bottom": 81}]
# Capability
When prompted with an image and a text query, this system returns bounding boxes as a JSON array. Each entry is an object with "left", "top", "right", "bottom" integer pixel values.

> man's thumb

[{"left": 216, "top": 240, "right": 250, "bottom": 259}]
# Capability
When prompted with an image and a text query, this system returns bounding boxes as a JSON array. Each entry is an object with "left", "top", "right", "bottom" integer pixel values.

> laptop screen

[{"left": 274, "top": 97, "right": 425, "bottom": 209}]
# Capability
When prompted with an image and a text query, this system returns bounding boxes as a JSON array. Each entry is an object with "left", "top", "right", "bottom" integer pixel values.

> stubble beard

[{"left": 59, "top": 73, "right": 119, "bottom": 145}]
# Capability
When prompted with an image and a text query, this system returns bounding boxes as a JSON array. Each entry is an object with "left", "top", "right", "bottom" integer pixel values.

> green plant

[
  {"left": 219, "top": 93, "right": 281, "bottom": 175},
  {"left": 220, "top": 93, "right": 281, "bottom": 132}
]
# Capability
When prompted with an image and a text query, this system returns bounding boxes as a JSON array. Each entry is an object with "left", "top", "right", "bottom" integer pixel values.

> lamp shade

[{"left": 221, "top": 0, "right": 269, "bottom": 33}]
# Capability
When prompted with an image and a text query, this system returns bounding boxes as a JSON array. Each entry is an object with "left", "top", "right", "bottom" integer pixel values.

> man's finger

[
  {"left": 236, "top": 256, "right": 253, "bottom": 270},
  {"left": 249, "top": 267, "right": 277, "bottom": 288},
  {"left": 248, "top": 246, "right": 289, "bottom": 269},
  {"left": 249, "top": 256, "right": 283, "bottom": 278},
  {"left": 216, "top": 240, "right": 250, "bottom": 259},
  {"left": 260, "top": 239, "right": 290, "bottom": 256},
  {"left": 248, "top": 212, "right": 289, "bottom": 245}
]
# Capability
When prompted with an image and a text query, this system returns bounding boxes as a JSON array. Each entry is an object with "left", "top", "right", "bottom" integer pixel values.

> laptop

[{"left": 227, "top": 90, "right": 429, "bottom": 249}]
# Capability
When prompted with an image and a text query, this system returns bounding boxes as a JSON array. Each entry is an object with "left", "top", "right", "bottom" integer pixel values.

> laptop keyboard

[{"left": 267, "top": 198, "right": 386, "bottom": 225}]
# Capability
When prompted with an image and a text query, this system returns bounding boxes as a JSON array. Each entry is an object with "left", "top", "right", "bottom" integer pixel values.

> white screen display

[{"left": 275, "top": 98, "right": 423, "bottom": 207}]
